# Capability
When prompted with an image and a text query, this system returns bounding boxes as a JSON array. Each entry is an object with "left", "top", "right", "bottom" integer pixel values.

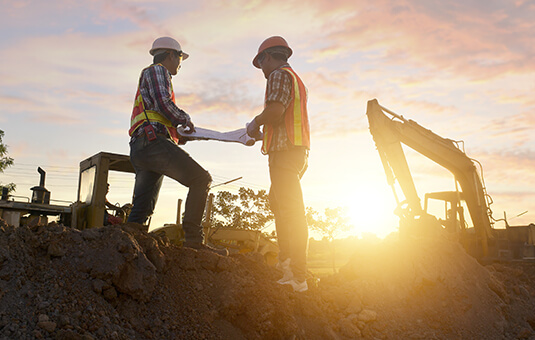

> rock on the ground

[{"left": 1, "top": 220, "right": 535, "bottom": 339}]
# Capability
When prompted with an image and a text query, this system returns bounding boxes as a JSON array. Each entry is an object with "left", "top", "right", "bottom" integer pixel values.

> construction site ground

[{"left": 1, "top": 219, "right": 535, "bottom": 340}]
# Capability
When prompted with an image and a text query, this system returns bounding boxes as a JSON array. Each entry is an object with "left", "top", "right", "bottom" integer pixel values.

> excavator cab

[
  {"left": 392, "top": 198, "right": 442, "bottom": 238},
  {"left": 424, "top": 191, "right": 467, "bottom": 233}
]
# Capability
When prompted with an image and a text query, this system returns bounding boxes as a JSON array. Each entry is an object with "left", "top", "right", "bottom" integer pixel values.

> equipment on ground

[
  {"left": 74, "top": 152, "right": 134, "bottom": 229},
  {"left": 0, "top": 152, "right": 278, "bottom": 264},
  {"left": 152, "top": 192, "right": 279, "bottom": 265},
  {"left": 366, "top": 98, "right": 535, "bottom": 261},
  {"left": 0, "top": 152, "right": 133, "bottom": 229}
]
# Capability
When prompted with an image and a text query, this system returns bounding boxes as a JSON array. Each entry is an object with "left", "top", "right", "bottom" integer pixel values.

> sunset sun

[{"left": 343, "top": 184, "right": 398, "bottom": 239}]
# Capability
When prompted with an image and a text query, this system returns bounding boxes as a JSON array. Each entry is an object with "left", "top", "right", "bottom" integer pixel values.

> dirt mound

[
  {"left": 1, "top": 220, "right": 535, "bottom": 339},
  {"left": 335, "top": 235, "right": 535, "bottom": 339}
]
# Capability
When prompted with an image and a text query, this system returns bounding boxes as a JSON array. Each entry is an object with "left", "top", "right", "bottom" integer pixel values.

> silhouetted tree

[
  {"left": 211, "top": 187, "right": 274, "bottom": 231},
  {"left": 0, "top": 130, "right": 15, "bottom": 194},
  {"left": 306, "top": 207, "right": 351, "bottom": 273}
]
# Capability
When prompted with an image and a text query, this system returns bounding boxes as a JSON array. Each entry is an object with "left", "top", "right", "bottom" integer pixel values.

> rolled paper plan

[{"left": 177, "top": 126, "right": 255, "bottom": 146}]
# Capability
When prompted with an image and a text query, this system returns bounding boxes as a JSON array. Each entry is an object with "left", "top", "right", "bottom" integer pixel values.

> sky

[{"left": 1, "top": 0, "right": 534, "bottom": 239}]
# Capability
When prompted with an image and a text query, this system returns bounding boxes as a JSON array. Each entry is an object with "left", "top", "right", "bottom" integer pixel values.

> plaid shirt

[
  {"left": 131, "top": 64, "right": 190, "bottom": 141},
  {"left": 265, "top": 64, "right": 293, "bottom": 152}
]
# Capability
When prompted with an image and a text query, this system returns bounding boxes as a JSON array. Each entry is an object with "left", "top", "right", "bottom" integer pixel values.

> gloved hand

[
  {"left": 246, "top": 117, "right": 263, "bottom": 141},
  {"left": 177, "top": 134, "right": 191, "bottom": 145},
  {"left": 182, "top": 120, "right": 196, "bottom": 134}
]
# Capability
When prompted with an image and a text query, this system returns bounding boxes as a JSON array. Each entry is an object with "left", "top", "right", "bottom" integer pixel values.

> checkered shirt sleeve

[
  {"left": 264, "top": 66, "right": 294, "bottom": 151},
  {"left": 139, "top": 64, "right": 190, "bottom": 127}
]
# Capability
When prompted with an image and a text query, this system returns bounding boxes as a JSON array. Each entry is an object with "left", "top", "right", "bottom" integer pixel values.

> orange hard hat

[{"left": 252, "top": 36, "right": 293, "bottom": 68}]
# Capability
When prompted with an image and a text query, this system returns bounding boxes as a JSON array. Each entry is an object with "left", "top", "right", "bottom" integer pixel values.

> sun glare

[{"left": 344, "top": 187, "right": 398, "bottom": 239}]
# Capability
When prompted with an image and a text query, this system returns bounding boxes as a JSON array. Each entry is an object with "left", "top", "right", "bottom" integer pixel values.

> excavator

[{"left": 366, "top": 98, "right": 535, "bottom": 261}]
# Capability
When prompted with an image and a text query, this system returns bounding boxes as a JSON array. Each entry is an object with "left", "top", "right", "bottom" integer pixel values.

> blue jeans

[
  {"left": 127, "top": 134, "right": 212, "bottom": 243},
  {"left": 268, "top": 147, "right": 309, "bottom": 282}
]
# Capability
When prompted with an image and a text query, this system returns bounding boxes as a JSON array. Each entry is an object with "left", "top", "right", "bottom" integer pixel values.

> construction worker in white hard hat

[
  {"left": 246, "top": 36, "right": 311, "bottom": 292},
  {"left": 127, "top": 36, "right": 227, "bottom": 256}
]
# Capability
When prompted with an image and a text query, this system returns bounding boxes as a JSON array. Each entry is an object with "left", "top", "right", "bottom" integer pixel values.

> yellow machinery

[
  {"left": 74, "top": 152, "right": 134, "bottom": 229},
  {"left": 366, "top": 99, "right": 535, "bottom": 261},
  {"left": 1, "top": 151, "right": 279, "bottom": 263},
  {"left": 153, "top": 193, "right": 279, "bottom": 265},
  {"left": 0, "top": 152, "right": 133, "bottom": 229}
]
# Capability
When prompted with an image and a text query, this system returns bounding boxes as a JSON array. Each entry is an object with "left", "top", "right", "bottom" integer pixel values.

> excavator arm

[{"left": 366, "top": 99, "right": 493, "bottom": 256}]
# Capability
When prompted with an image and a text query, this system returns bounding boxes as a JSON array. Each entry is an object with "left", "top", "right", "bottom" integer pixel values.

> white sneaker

[
  {"left": 276, "top": 258, "right": 293, "bottom": 284},
  {"left": 280, "top": 278, "right": 308, "bottom": 292}
]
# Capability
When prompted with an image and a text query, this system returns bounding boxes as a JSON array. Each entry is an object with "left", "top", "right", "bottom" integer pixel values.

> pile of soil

[{"left": 1, "top": 219, "right": 535, "bottom": 339}]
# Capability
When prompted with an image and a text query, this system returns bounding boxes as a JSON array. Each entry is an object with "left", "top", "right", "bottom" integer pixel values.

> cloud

[
  {"left": 470, "top": 149, "right": 535, "bottom": 189},
  {"left": 0, "top": 94, "right": 29, "bottom": 107},
  {"left": 479, "top": 111, "right": 535, "bottom": 148},
  {"left": 0, "top": 93, "right": 88, "bottom": 126},
  {"left": 1, "top": 0, "right": 533, "bottom": 236},
  {"left": 386, "top": 98, "right": 458, "bottom": 117},
  {"left": 2, "top": 0, "right": 529, "bottom": 138},
  {"left": 302, "top": 0, "right": 535, "bottom": 81},
  {"left": 497, "top": 93, "right": 535, "bottom": 108},
  {"left": 98, "top": 0, "right": 163, "bottom": 31}
]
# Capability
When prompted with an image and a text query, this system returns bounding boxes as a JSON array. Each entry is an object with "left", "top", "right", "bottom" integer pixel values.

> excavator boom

[{"left": 366, "top": 99, "right": 493, "bottom": 257}]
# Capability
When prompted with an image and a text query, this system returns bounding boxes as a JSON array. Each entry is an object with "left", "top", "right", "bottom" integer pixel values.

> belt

[{"left": 129, "top": 131, "right": 169, "bottom": 145}]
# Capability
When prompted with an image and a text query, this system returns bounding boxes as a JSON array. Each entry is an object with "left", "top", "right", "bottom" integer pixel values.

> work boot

[
  {"left": 183, "top": 241, "right": 228, "bottom": 256},
  {"left": 280, "top": 278, "right": 308, "bottom": 293},
  {"left": 276, "top": 258, "right": 293, "bottom": 284}
]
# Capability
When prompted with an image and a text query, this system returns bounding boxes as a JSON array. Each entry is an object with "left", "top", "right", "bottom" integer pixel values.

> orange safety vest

[
  {"left": 261, "top": 67, "right": 310, "bottom": 155},
  {"left": 129, "top": 64, "right": 180, "bottom": 144}
]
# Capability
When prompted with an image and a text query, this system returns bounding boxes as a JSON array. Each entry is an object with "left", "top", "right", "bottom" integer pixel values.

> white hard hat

[{"left": 149, "top": 37, "right": 189, "bottom": 60}]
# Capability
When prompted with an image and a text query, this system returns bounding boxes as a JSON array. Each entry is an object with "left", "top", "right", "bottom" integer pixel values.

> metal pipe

[{"left": 38, "top": 167, "right": 46, "bottom": 187}]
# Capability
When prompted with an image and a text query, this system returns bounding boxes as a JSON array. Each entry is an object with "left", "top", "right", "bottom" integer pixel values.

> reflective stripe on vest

[
  {"left": 128, "top": 64, "right": 180, "bottom": 144},
  {"left": 261, "top": 67, "right": 310, "bottom": 155}
]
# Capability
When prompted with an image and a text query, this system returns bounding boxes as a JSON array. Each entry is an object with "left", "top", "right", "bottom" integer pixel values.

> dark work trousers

[
  {"left": 268, "top": 146, "right": 309, "bottom": 282},
  {"left": 127, "top": 134, "right": 212, "bottom": 243}
]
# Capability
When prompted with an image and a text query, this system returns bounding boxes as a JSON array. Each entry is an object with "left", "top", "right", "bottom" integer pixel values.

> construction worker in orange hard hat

[
  {"left": 127, "top": 36, "right": 227, "bottom": 256},
  {"left": 246, "top": 36, "right": 311, "bottom": 292}
]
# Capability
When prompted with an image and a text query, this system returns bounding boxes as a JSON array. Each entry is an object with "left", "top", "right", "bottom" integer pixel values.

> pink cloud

[
  {"left": 482, "top": 111, "right": 535, "bottom": 145},
  {"left": 97, "top": 0, "right": 169, "bottom": 34},
  {"left": 475, "top": 150, "right": 535, "bottom": 184},
  {"left": 497, "top": 93, "right": 535, "bottom": 107},
  {"left": 0, "top": 95, "right": 29, "bottom": 107},
  {"left": 31, "top": 112, "right": 88, "bottom": 126},
  {"left": 305, "top": 0, "right": 534, "bottom": 80},
  {"left": 388, "top": 98, "right": 458, "bottom": 116}
]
